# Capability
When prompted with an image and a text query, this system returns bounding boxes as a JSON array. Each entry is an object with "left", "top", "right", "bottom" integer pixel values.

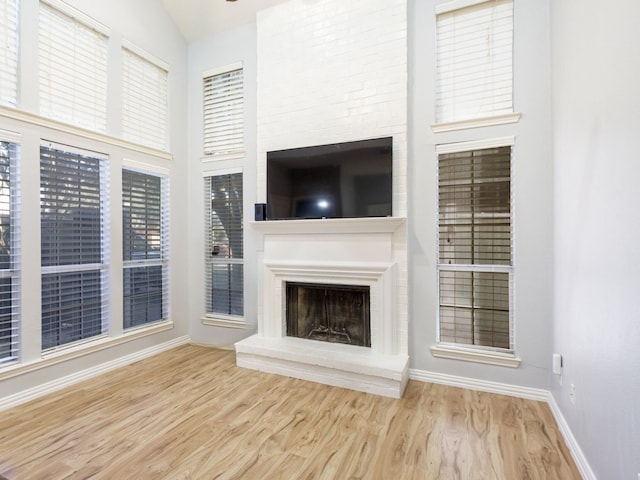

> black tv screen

[{"left": 266, "top": 137, "right": 393, "bottom": 220}]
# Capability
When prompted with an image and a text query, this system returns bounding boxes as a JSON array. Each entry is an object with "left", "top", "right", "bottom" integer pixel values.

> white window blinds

[
  {"left": 122, "top": 45, "right": 169, "bottom": 151},
  {"left": 0, "top": 0, "right": 18, "bottom": 107},
  {"left": 205, "top": 173, "right": 243, "bottom": 317},
  {"left": 203, "top": 66, "right": 244, "bottom": 157},
  {"left": 435, "top": 0, "right": 513, "bottom": 124},
  {"left": 0, "top": 140, "right": 20, "bottom": 365},
  {"left": 438, "top": 144, "right": 513, "bottom": 351},
  {"left": 40, "top": 142, "right": 109, "bottom": 350},
  {"left": 38, "top": 1, "right": 108, "bottom": 132},
  {"left": 122, "top": 168, "right": 169, "bottom": 329}
]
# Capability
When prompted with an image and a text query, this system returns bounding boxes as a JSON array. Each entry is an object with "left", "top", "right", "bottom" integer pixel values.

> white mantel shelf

[{"left": 250, "top": 216, "right": 406, "bottom": 235}]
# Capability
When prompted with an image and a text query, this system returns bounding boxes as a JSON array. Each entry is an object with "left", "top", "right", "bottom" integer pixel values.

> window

[
  {"left": 205, "top": 173, "right": 243, "bottom": 317},
  {"left": 122, "top": 43, "right": 169, "bottom": 150},
  {"left": 437, "top": 142, "right": 513, "bottom": 351},
  {"left": 435, "top": 0, "right": 513, "bottom": 124},
  {"left": 203, "top": 64, "right": 244, "bottom": 157},
  {"left": 38, "top": 0, "right": 109, "bottom": 131},
  {"left": 0, "top": 0, "right": 18, "bottom": 107},
  {"left": 122, "top": 167, "right": 169, "bottom": 329},
  {"left": 40, "top": 143, "right": 109, "bottom": 350},
  {"left": 0, "top": 139, "right": 19, "bottom": 364}
]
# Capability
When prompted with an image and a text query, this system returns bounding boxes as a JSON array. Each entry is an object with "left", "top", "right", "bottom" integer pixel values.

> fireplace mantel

[{"left": 250, "top": 216, "right": 406, "bottom": 235}]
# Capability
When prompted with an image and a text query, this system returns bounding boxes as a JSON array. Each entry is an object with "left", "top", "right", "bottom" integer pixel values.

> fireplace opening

[{"left": 286, "top": 282, "right": 371, "bottom": 347}]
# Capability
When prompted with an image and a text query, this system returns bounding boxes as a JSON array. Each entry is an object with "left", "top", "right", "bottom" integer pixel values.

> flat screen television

[{"left": 266, "top": 136, "right": 393, "bottom": 220}]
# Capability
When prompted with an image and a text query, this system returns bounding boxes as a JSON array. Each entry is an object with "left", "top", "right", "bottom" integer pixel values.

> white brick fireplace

[{"left": 235, "top": 0, "right": 409, "bottom": 398}]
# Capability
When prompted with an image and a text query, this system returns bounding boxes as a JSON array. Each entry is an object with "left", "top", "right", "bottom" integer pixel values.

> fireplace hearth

[{"left": 286, "top": 282, "right": 371, "bottom": 347}]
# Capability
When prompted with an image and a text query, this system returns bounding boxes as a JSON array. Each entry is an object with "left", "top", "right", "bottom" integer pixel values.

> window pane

[
  {"left": 0, "top": 0, "right": 19, "bottom": 107},
  {"left": 123, "top": 265, "right": 163, "bottom": 329},
  {"left": 209, "top": 263, "right": 243, "bottom": 317},
  {"left": 203, "top": 68, "right": 244, "bottom": 156}
]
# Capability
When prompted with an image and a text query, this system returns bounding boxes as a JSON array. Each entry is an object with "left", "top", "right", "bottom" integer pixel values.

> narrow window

[
  {"left": 203, "top": 65, "right": 244, "bottom": 157},
  {"left": 205, "top": 173, "right": 243, "bottom": 317},
  {"left": 438, "top": 144, "right": 513, "bottom": 350},
  {"left": 435, "top": 0, "right": 513, "bottom": 124},
  {"left": 0, "top": 140, "right": 19, "bottom": 364},
  {"left": 122, "top": 168, "right": 169, "bottom": 329},
  {"left": 122, "top": 43, "right": 169, "bottom": 150},
  {"left": 38, "top": 1, "right": 108, "bottom": 131},
  {"left": 40, "top": 143, "right": 109, "bottom": 350}
]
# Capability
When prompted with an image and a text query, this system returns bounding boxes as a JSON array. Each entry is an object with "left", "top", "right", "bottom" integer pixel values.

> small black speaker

[{"left": 254, "top": 203, "right": 267, "bottom": 221}]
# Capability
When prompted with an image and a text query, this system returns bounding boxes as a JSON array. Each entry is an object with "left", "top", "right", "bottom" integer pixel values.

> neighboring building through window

[
  {"left": 435, "top": 0, "right": 513, "bottom": 124},
  {"left": 203, "top": 64, "right": 244, "bottom": 157},
  {"left": 205, "top": 172, "right": 243, "bottom": 317},
  {"left": 122, "top": 42, "right": 169, "bottom": 150},
  {"left": 437, "top": 141, "right": 513, "bottom": 351},
  {"left": 122, "top": 167, "right": 169, "bottom": 329},
  {"left": 40, "top": 142, "right": 109, "bottom": 350},
  {"left": 38, "top": 0, "right": 109, "bottom": 131},
  {"left": 0, "top": 0, "right": 19, "bottom": 107},
  {"left": 0, "top": 139, "right": 19, "bottom": 364}
]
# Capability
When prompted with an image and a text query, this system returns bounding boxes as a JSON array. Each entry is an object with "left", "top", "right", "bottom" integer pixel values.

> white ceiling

[{"left": 161, "top": 0, "right": 291, "bottom": 43}]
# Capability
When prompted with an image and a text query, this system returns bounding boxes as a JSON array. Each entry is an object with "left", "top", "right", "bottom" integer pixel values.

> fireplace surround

[{"left": 235, "top": 216, "right": 409, "bottom": 398}]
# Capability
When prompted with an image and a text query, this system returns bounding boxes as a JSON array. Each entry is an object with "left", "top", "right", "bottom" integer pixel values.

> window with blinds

[
  {"left": 122, "top": 168, "right": 169, "bottom": 329},
  {"left": 205, "top": 173, "right": 243, "bottom": 317},
  {"left": 38, "top": 1, "right": 108, "bottom": 132},
  {"left": 435, "top": 0, "right": 513, "bottom": 124},
  {"left": 0, "top": 0, "right": 18, "bottom": 107},
  {"left": 122, "top": 46, "right": 169, "bottom": 151},
  {"left": 438, "top": 145, "right": 512, "bottom": 350},
  {"left": 0, "top": 141, "right": 19, "bottom": 365},
  {"left": 40, "top": 143, "right": 109, "bottom": 350},
  {"left": 203, "top": 66, "right": 244, "bottom": 157}
]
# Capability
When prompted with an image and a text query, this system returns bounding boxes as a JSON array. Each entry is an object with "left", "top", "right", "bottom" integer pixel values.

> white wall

[
  {"left": 551, "top": 0, "right": 640, "bottom": 478},
  {"left": 0, "top": 0, "right": 189, "bottom": 402}
]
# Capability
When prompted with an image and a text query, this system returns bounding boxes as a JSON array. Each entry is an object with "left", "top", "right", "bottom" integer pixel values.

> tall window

[
  {"left": 435, "top": 0, "right": 513, "bottom": 124},
  {"left": 205, "top": 173, "right": 243, "bottom": 317},
  {"left": 0, "top": 0, "right": 18, "bottom": 107},
  {"left": 122, "top": 43, "right": 169, "bottom": 150},
  {"left": 38, "top": 0, "right": 109, "bottom": 131},
  {"left": 203, "top": 64, "right": 244, "bottom": 157},
  {"left": 0, "top": 140, "right": 19, "bottom": 364},
  {"left": 437, "top": 143, "right": 513, "bottom": 350},
  {"left": 122, "top": 168, "right": 169, "bottom": 329},
  {"left": 40, "top": 143, "right": 109, "bottom": 350}
]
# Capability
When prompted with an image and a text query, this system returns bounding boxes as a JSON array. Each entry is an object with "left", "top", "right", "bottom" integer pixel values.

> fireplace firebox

[{"left": 286, "top": 282, "right": 371, "bottom": 347}]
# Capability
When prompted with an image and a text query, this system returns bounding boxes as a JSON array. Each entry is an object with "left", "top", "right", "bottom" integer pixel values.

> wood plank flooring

[{"left": 0, "top": 345, "right": 581, "bottom": 479}]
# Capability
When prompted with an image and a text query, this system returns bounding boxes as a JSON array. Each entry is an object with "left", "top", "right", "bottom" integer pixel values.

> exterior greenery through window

[
  {"left": 40, "top": 144, "right": 109, "bottom": 350},
  {"left": 122, "top": 168, "right": 169, "bottom": 329},
  {"left": 438, "top": 145, "right": 513, "bottom": 350},
  {"left": 205, "top": 173, "right": 243, "bottom": 317},
  {"left": 0, "top": 141, "right": 19, "bottom": 364}
]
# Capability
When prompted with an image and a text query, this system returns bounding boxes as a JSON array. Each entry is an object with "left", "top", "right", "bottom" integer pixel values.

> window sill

[
  {"left": 201, "top": 315, "right": 247, "bottom": 329},
  {"left": 431, "top": 112, "right": 521, "bottom": 133},
  {"left": 201, "top": 151, "right": 245, "bottom": 163},
  {"left": 0, "top": 321, "right": 174, "bottom": 381},
  {"left": 430, "top": 344, "right": 521, "bottom": 368}
]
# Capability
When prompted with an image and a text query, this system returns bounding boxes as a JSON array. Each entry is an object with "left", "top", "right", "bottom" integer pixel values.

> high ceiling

[{"left": 161, "top": 0, "right": 291, "bottom": 43}]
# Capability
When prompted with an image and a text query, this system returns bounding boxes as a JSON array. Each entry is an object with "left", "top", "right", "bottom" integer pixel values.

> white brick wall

[{"left": 256, "top": 0, "right": 408, "bottom": 355}]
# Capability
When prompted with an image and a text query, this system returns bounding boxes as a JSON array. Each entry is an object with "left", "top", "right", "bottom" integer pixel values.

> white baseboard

[
  {"left": 0, "top": 335, "right": 190, "bottom": 412},
  {"left": 547, "top": 392, "right": 597, "bottom": 480}
]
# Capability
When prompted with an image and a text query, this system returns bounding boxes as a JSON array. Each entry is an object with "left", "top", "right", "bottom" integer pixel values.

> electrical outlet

[{"left": 569, "top": 384, "right": 576, "bottom": 404}]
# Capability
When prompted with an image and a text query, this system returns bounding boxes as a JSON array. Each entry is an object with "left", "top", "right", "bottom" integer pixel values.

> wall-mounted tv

[{"left": 266, "top": 136, "right": 393, "bottom": 220}]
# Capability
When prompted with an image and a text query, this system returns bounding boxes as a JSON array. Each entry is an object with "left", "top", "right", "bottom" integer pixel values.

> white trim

[
  {"left": 201, "top": 152, "right": 245, "bottom": 163},
  {"left": 435, "top": 0, "right": 493, "bottom": 15},
  {"left": 436, "top": 136, "right": 516, "bottom": 154},
  {"left": 0, "top": 334, "right": 189, "bottom": 412},
  {"left": 201, "top": 315, "right": 248, "bottom": 329},
  {"left": 0, "top": 128, "right": 21, "bottom": 144},
  {"left": 201, "top": 165, "right": 243, "bottom": 178},
  {"left": 409, "top": 367, "right": 546, "bottom": 401},
  {"left": 122, "top": 157, "right": 170, "bottom": 176},
  {"left": 121, "top": 38, "right": 169, "bottom": 72},
  {"left": 202, "top": 61, "right": 243, "bottom": 79},
  {"left": 430, "top": 345, "right": 521, "bottom": 368},
  {"left": 251, "top": 217, "right": 406, "bottom": 235},
  {"left": 432, "top": 113, "right": 521, "bottom": 133},
  {"left": 40, "top": 0, "right": 111, "bottom": 36},
  {"left": 547, "top": 393, "right": 598, "bottom": 480},
  {"left": 0, "top": 105, "right": 172, "bottom": 160}
]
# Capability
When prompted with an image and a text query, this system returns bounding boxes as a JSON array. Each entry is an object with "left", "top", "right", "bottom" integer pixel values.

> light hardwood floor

[{"left": 0, "top": 345, "right": 581, "bottom": 479}]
